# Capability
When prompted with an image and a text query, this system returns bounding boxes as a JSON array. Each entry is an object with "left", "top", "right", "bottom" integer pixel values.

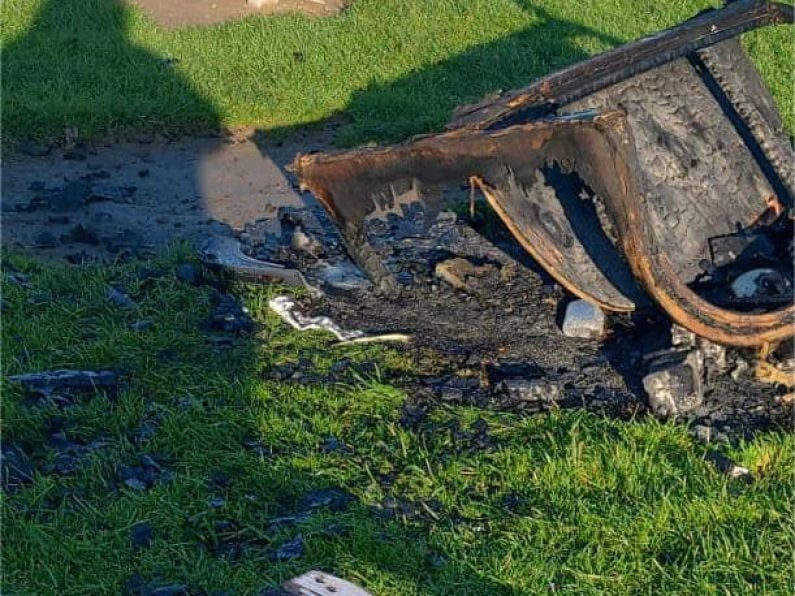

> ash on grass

[{"left": 2, "top": 251, "right": 793, "bottom": 595}]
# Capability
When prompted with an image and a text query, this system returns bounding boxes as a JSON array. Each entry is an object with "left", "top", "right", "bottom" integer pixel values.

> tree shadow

[
  {"left": 257, "top": 3, "right": 623, "bottom": 147},
  {"left": 1, "top": 0, "right": 218, "bottom": 139},
  {"left": 0, "top": 3, "right": 534, "bottom": 592}
]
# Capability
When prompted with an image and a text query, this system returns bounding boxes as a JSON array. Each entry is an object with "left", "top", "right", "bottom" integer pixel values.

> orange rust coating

[{"left": 472, "top": 177, "right": 634, "bottom": 313}]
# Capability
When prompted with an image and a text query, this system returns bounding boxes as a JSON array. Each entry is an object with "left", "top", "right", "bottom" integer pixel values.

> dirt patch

[
  {"left": 1, "top": 127, "right": 336, "bottom": 263},
  {"left": 266, "top": 204, "right": 791, "bottom": 444},
  {"left": 127, "top": 0, "right": 346, "bottom": 29}
]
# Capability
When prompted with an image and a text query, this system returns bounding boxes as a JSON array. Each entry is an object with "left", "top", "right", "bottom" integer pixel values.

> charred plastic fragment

[{"left": 295, "top": 0, "right": 794, "bottom": 348}]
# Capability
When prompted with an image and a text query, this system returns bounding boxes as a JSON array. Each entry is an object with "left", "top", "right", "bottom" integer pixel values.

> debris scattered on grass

[
  {"left": 269, "top": 534, "right": 305, "bottom": 562},
  {"left": 301, "top": 488, "right": 356, "bottom": 512},
  {"left": 1, "top": 443, "right": 36, "bottom": 493},
  {"left": 174, "top": 263, "right": 202, "bottom": 286},
  {"left": 199, "top": 235, "right": 312, "bottom": 289},
  {"left": 119, "top": 454, "right": 174, "bottom": 492},
  {"left": 204, "top": 292, "right": 255, "bottom": 336},
  {"left": 8, "top": 369, "right": 118, "bottom": 394},
  {"left": 269, "top": 295, "right": 364, "bottom": 341},
  {"left": 107, "top": 286, "right": 137, "bottom": 309},
  {"left": 269, "top": 295, "right": 410, "bottom": 344},
  {"left": 705, "top": 451, "right": 753, "bottom": 481},
  {"left": 5, "top": 271, "right": 32, "bottom": 288},
  {"left": 131, "top": 522, "right": 155, "bottom": 550},
  {"left": 122, "top": 572, "right": 189, "bottom": 596},
  {"left": 499, "top": 379, "right": 561, "bottom": 403}
]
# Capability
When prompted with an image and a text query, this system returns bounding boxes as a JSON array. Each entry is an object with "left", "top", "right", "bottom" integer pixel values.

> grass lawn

[
  {"left": 2, "top": 251, "right": 793, "bottom": 595},
  {"left": 1, "top": 0, "right": 793, "bottom": 145},
  {"left": 3, "top": 1, "right": 795, "bottom": 594}
]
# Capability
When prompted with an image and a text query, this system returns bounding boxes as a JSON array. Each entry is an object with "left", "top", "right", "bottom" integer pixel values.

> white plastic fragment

[
  {"left": 283, "top": 570, "right": 372, "bottom": 596},
  {"left": 561, "top": 299, "right": 605, "bottom": 339},
  {"left": 269, "top": 296, "right": 363, "bottom": 341},
  {"left": 269, "top": 296, "right": 411, "bottom": 345}
]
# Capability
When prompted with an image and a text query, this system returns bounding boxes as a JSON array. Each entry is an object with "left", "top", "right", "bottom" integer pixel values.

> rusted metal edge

[
  {"left": 595, "top": 116, "right": 795, "bottom": 347},
  {"left": 448, "top": 0, "right": 794, "bottom": 132}
]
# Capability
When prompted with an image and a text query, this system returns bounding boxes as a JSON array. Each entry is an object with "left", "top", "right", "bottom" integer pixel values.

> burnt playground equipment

[{"left": 295, "top": 0, "right": 794, "bottom": 349}]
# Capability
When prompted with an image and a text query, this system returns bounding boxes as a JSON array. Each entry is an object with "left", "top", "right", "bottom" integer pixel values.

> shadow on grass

[
  {"left": 1, "top": 248, "right": 534, "bottom": 593},
  {"left": 257, "top": 2, "right": 622, "bottom": 146},
  {"left": 1, "top": 0, "right": 219, "bottom": 139},
  {"left": 8, "top": 3, "right": 790, "bottom": 594}
]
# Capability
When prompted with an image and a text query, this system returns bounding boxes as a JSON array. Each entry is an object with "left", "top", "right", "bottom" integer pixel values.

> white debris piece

[
  {"left": 561, "top": 299, "right": 605, "bottom": 339},
  {"left": 730, "top": 267, "right": 780, "bottom": 298},
  {"left": 269, "top": 296, "right": 364, "bottom": 341},
  {"left": 283, "top": 570, "right": 372, "bottom": 596},
  {"left": 670, "top": 324, "right": 696, "bottom": 348}
]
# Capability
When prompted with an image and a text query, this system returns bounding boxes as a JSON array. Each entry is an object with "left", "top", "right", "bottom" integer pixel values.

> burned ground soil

[
  {"left": 2, "top": 129, "right": 791, "bottom": 448},
  {"left": 240, "top": 195, "right": 792, "bottom": 445}
]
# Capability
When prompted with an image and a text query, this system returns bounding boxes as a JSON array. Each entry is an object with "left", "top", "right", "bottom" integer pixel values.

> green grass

[
  {"left": 2, "top": 0, "right": 792, "bottom": 145},
  {"left": 3, "top": 2, "right": 795, "bottom": 594},
  {"left": 2, "top": 252, "right": 794, "bottom": 595}
]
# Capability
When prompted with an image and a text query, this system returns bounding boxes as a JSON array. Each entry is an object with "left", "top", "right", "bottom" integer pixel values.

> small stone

[
  {"left": 107, "top": 287, "right": 136, "bottom": 309},
  {"left": 314, "top": 261, "right": 370, "bottom": 291},
  {"left": 290, "top": 226, "right": 324, "bottom": 257},
  {"left": 643, "top": 350, "right": 704, "bottom": 419},
  {"left": 670, "top": 324, "right": 696, "bottom": 348},
  {"left": 692, "top": 424, "right": 713, "bottom": 443},
  {"left": 208, "top": 496, "right": 226, "bottom": 509},
  {"left": 697, "top": 337, "right": 728, "bottom": 377},
  {"left": 500, "top": 379, "right": 561, "bottom": 402},
  {"left": 269, "top": 535, "right": 304, "bottom": 562},
  {"left": 175, "top": 263, "right": 201, "bottom": 285},
  {"left": 561, "top": 300, "right": 605, "bottom": 339},
  {"left": 131, "top": 522, "right": 154, "bottom": 549}
]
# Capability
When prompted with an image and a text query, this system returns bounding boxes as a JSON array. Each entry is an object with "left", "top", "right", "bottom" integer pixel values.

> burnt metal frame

[{"left": 296, "top": 0, "right": 794, "bottom": 347}]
